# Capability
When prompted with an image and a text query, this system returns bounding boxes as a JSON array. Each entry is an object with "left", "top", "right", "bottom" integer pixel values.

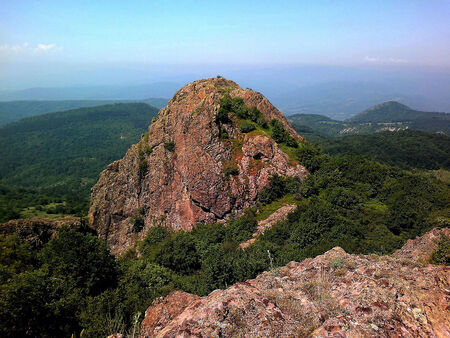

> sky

[{"left": 0, "top": 0, "right": 449, "bottom": 90}]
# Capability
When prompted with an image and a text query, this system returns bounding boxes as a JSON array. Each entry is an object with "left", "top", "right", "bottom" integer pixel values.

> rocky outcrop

[
  {"left": 140, "top": 229, "right": 450, "bottom": 337},
  {"left": 0, "top": 217, "right": 83, "bottom": 249},
  {"left": 393, "top": 227, "right": 450, "bottom": 263},
  {"left": 89, "top": 78, "right": 308, "bottom": 256}
]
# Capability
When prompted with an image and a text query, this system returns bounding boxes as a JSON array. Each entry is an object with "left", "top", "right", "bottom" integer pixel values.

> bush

[
  {"left": 140, "top": 226, "right": 171, "bottom": 257},
  {"left": 270, "top": 119, "right": 297, "bottom": 147},
  {"left": 39, "top": 228, "right": 117, "bottom": 295},
  {"left": 239, "top": 121, "right": 256, "bottom": 133},
  {"left": 0, "top": 268, "right": 83, "bottom": 337},
  {"left": 224, "top": 166, "right": 239, "bottom": 176},
  {"left": 129, "top": 207, "right": 145, "bottom": 233},
  {"left": 0, "top": 234, "right": 36, "bottom": 283},
  {"left": 151, "top": 232, "right": 201, "bottom": 275},
  {"left": 326, "top": 187, "right": 362, "bottom": 209},
  {"left": 216, "top": 108, "right": 230, "bottom": 124},
  {"left": 295, "top": 143, "right": 326, "bottom": 173},
  {"left": 258, "top": 175, "right": 301, "bottom": 205},
  {"left": 164, "top": 141, "right": 175, "bottom": 152},
  {"left": 429, "top": 234, "right": 450, "bottom": 265},
  {"left": 219, "top": 95, "right": 267, "bottom": 128}
]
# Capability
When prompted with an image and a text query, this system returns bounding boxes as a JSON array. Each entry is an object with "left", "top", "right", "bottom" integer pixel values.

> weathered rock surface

[
  {"left": 140, "top": 228, "right": 450, "bottom": 337},
  {"left": 0, "top": 217, "right": 83, "bottom": 249},
  {"left": 393, "top": 227, "right": 450, "bottom": 263},
  {"left": 89, "top": 78, "right": 308, "bottom": 256}
]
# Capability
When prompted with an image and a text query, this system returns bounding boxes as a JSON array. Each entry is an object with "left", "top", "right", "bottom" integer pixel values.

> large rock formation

[
  {"left": 89, "top": 78, "right": 308, "bottom": 255},
  {"left": 140, "top": 228, "right": 450, "bottom": 337}
]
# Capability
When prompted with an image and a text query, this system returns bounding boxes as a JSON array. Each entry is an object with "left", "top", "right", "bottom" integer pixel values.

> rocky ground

[
  {"left": 0, "top": 217, "right": 83, "bottom": 249},
  {"left": 139, "top": 228, "right": 450, "bottom": 337}
]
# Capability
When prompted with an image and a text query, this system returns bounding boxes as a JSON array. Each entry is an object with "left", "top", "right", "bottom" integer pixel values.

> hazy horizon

[{"left": 1, "top": 1, "right": 449, "bottom": 115}]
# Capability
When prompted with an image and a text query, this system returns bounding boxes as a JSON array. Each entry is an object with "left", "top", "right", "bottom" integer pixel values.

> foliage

[
  {"left": 270, "top": 119, "right": 298, "bottom": 147},
  {"left": 224, "top": 165, "right": 239, "bottom": 176},
  {"left": 40, "top": 228, "right": 117, "bottom": 295},
  {"left": 239, "top": 120, "right": 256, "bottom": 133},
  {"left": 0, "top": 234, "right": 37, "bottom": 283},
  {"left": 258, "top": 175, "right": 301, "bottom": 205},
  {"left": 139, "top": 225, "right": 171, "bottom": 257},
  {"left": 295, "top": 142, "right": 328, "bottom": 173},
  {"left": 164, "top": 141, "right": 175, "bottom": 152},
  {"left": 0, "top": 228, "right": 118, "bottom": 337},
  {"left": 219, "top": 95, "right": 267, "bottom": 128},
  {"left": 0, "top": 103, "right": 158, "bottom": 222},
  {"left": 129, "top": 207, "right": 146, "bottom": 232},
  {"left": 428, "top": 234, "right": 450, "bottom": 266},
  {"left": 321, "top": 130, "right": 450, "bottom": 170}
]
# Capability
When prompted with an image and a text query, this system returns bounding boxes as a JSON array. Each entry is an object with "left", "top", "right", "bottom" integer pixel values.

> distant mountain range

[
  {"left": 0, "top": 98, "right": 167, "bottom": 127},
  {"left": 288, "top": 101, "right": 450, "bottom": 136},
  {"left": 0, "top": 82, "right": 180, "bottom": 101}
]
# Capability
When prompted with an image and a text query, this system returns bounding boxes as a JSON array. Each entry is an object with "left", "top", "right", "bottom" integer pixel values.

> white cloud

[
  {"left": 34, "top": 43, "right": 62, "bottom": 52},
  {"left": 364, "top": 56, "right": 408, "bottom": 64},
  {"left": 0, "top": 42, "right": 62, "bottom": 54}
]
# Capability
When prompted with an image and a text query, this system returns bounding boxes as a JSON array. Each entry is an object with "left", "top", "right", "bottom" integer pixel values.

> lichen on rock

[{"left": 139, "top": 228, "right": 450, "bottom": 337}]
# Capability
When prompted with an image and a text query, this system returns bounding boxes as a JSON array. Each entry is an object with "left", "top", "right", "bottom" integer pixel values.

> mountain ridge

[{"left": 288, "top": 100, "right": 450, "bottom": 136}]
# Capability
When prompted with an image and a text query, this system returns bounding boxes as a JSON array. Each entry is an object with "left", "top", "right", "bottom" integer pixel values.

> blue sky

[{"left": 0, "top": 1, "right": 449, "bottom": 89}]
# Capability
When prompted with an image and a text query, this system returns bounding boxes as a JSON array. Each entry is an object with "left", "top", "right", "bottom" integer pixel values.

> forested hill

[
  {"left": 0, "top": 98, "right": 167, "bottom": 127},
  {"left": 288, "top": 103, "right": 450, "bottom": 136},
  {"left": 349, "top": 101, "right": 449, "bottom": 123},
  {"left": 320, "top": 130, "right": 450, "bottom": 170},
  {"left": 0, "top": 103, "right": 158, "bottom": 195}
]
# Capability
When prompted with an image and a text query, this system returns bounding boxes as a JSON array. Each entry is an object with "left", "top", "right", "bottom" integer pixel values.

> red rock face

[
  {"left": 140, "top": 229, "right": 450, "bottom": 337},
  {"left": 88, "top": 78, "right": 308, "bottom": 256},
  {"left": 393, "top": 227, "right": 450, "bottom": 263}
]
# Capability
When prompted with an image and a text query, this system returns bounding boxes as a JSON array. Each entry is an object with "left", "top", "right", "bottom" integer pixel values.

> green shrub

[
  {"left": 270, "top": 119, "right": 297, "bottom": 147},
  {"left": 429, "top": 234, "right": 450, "bottom": 265},
  {"left": 224, "top": 166, "right": 239, "bottom": 176},
  {"left": 129, "top": 207, "right": 145, "bottom": 233},
  {"left": 0, "top": 268, "right": 82, "bottom": 337},
  {"left": 295, "top": 143, "right": 326, "bottom": 173},
  {"left": 151, "top": 232, "right": 201, "bottom": 275},
  {"left": 164, "top": 141, "right": 175, "bottom": 152},
  {"left": 258, "top": 175, "right": 301, "bottom": 205},
  {"left": 143, "top": 145, "right": 153, "bottom": 155},
  {"left": 216, "top": 108, "right": 230, "bottom": 124},
  {"left": 219, "top": 95, "right": 267, "bottom": 128},
  {"left": 39, "top": 228, "right": 117, "bottom": 295},
  {"left": 239, "top": 121, "right": 256, "bottom": 133},
  {"left": 326, "top": 187, "right": 362, "bottom": 209},
  {"left": 0, "top": 234, "right": 37, "bottom": 283},
  {"left": 139, "top": 226, "right": 171, "bottom": 257}
]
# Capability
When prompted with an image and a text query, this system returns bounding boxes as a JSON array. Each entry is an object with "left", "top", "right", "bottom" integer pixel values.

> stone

[{"left": 140, "top": 228, "right": 450, "bottom": 337}]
